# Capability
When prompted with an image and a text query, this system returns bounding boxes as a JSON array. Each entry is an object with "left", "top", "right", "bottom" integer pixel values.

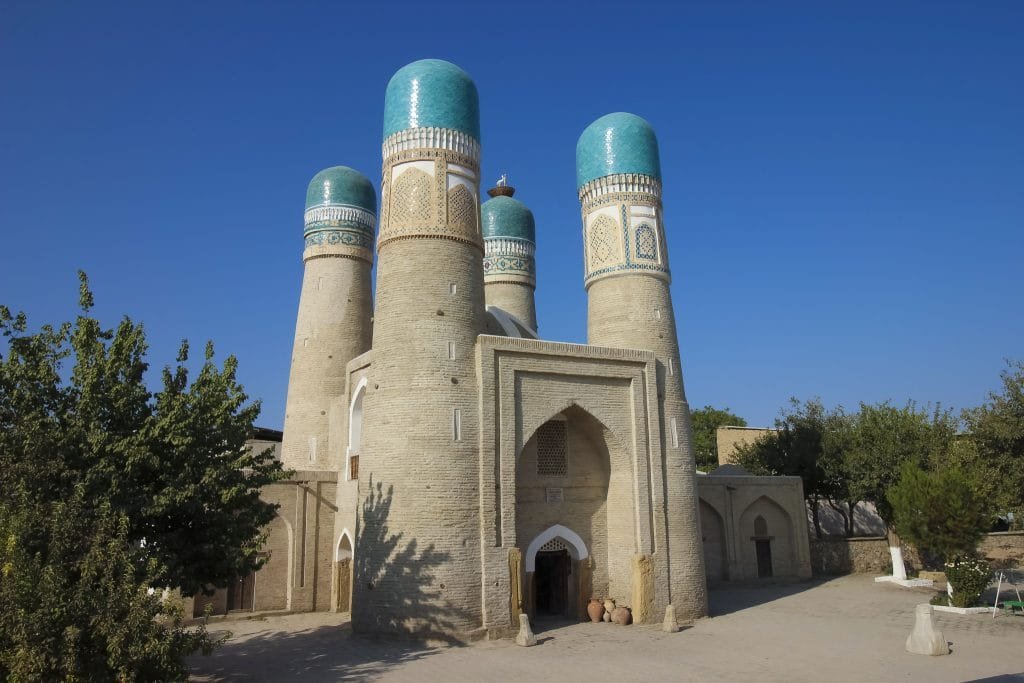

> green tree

[
  {"left": 887, "top": 461, "right": 990, "bottom": 567},
  {"left": 843, "top": 401, "right": 958, "bottom": 525},
  {"left": 962, "top": 360, "right": 1024, "bottom": 526},
  {"left": 690, "top": 405, "right": 746, "bottom": 470},
  {"left": 0, "top": 273, "right": 285, "bottom": 678}
]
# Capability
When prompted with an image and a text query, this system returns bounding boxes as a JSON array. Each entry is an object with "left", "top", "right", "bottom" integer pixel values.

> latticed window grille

[
  {"left": 447, "top": 184, "right": 476, "bottom": 231},
  {"left": 539, "top": 538, "right": 568, "bottom": 553},
  {"left": 588, "top": 215, "right": 619, "bottom": 267},
  {"left": 536, "top": 420, "right": 568, "bottom": 477},
  {"left": 391, "top": 168, "right": 432, "bottom": 223},
  {"left": 635, "top": 223, "right": 657, "bottom": 260}
]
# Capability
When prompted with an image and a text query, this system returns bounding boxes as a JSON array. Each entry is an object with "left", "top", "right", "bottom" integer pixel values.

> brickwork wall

[
  {"left": 476, "top": 335, "right": 665, "bottom": 631},
  {"left": 715, "top": 427, "right": 776, "bottom": 466},
  {"left": 484, "top": 281, "right": 537, "bottom": 333},
  {"left": 587, "top": 272, "right": 707, "bottom": 620},
  {"left": 697, "top": 475, "right": 812, "bottom": 582},
  {"left": 281, "top": 257, "right": 372, "bottom": 470},
  {"left": 353, "top": 135, "right": 487, "bottom": 638}
]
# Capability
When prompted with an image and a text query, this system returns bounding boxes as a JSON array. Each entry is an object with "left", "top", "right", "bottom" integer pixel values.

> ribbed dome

[
  {"left": 481, "top": 195, "right": 535, "bottom": 242},
  {"left": 576, "top": 112, "right": 661, "bottom": 188},
  {"left": 383, "top": 59, "right": 480, "bottom": 141},
  {"left": 305, "top": 166, "right": 376, "bottom": 213}
]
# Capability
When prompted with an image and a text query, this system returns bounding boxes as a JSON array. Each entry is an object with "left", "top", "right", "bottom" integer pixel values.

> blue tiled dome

[
  {"left": 576, "top": 112, "right": 661, "bottom": 188},
  {"left": 305, "top": 166, "right": 376, "bottom": 213},
  {"left": 481, "top": 196, "right": 535, "bottom": 242},
  {"left": 383, "top": 59, "right": 480, "bottom": 141}
]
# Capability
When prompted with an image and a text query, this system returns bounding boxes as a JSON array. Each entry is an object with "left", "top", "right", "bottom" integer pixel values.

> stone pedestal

[
  {"left": 662, "top": 604, "right": 680, "bottom": 633},
  {"left": 905, "top": 604, "right": 947, "bottom": 656},
  {"left": 515, "top": 614, "right": 537, "bottom": 647}
]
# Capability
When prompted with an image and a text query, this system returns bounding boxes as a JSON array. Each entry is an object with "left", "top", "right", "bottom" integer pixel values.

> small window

[
  {"left": 349, "top": 454, "right": 359, "bottom": 480},
  {"left": 453, "top": 408, "right": 462, "bottom": 441},
  {"left": 754, "top": 515, "right": 768, "bottom": 537},
  {"left": 536, "top": 420, "right": 568, "bottom": 477}
]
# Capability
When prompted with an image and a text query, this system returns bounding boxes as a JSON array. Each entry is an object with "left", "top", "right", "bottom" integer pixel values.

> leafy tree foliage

[
  {"left": 1, "top": 487, "right": 215, "bottom": 681},
  {"left": 0, "top": 273, "right": 284, "bottom": 679},
  {"left": 690, "top": 405, "right": 746, "bottom": 470},
  {"left": 962, "top": 360, "right": 1024, "bottom": 525},
  {"left": 733, "top": 398, "right": 847, "bottom": 538},
  {"left": 841, "top": 401, "right": 958, "bottom": 525},
  {"left": 887, "top": 461, "right": 990, "bottom": 567}
]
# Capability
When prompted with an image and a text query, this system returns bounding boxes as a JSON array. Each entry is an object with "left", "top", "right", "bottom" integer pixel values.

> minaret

[
  {"left": 481, "top": 179, "right": 538, "bottom": 332},
  {"left": 353, "top": 59, "right": 486, "bottom": 637},
  {"left": 280, "top": 167, "right": 376, "bottom": 471},
  {"left": 576, "top": 113, "right": 708, "bottom": 620}
]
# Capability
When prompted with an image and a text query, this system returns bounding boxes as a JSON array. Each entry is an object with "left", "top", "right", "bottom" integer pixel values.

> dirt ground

[{"left": 188, "top": 575, "right": 1024, "bottom": 682}]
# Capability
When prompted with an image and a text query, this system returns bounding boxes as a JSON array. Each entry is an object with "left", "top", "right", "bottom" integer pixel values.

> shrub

[{"left": 944, "top": 556, "right": 991, "bottom": 608}]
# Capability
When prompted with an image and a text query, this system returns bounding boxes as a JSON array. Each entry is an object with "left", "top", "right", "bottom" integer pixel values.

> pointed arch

[
  {"left": 525, "top": 524, "right": 589, "bottom": 572},
  {"left": 336, "top": 528, "right": 354, "bottom": 561},
  {"left": 346, "top": 379, "right": 367, "bottom": 481},
  {"left": 519, "top": 399, "right": 622, "bottom": 460}
]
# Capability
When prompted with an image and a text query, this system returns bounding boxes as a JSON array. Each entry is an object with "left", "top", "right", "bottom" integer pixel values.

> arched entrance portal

[
  {"left": 524, "top": 525, "right": 589, "bottom": 619},
  {"left": 516, "top": 404, "right": 631, "bottom": 621}
]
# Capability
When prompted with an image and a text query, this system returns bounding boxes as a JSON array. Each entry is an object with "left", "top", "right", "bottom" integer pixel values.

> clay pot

[
  {"left": 587, "top": 598, "right": 604, "bottom": 623},
  {"left": 603, "top": 598, "right": 616, "bottom": 614},
  {"left": 602, "top": 612, "right": 612, "bottom": 622},
  {"left": 611, "top": 606, "right": 633, "bottom": 625}
]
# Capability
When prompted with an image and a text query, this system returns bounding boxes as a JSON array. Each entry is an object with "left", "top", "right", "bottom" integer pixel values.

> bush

[{"left": 944, "top": 556, "right": 991, "bottom": 608}]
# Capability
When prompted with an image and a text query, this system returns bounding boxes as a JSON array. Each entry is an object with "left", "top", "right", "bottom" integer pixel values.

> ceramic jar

[
  {"left": 587, "top": 598, "right": 605, "bottom": 623},
  {"left": 611, "top": 606, "right": 633, "bottom": 625}
]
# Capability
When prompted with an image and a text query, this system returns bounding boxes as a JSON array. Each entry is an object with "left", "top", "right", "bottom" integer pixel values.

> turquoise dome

[
  {"left": 383, "top": 59, "right": 480, "bottom": 141},
  {"left": 305, "top": 166, "right": 376, "bottom": 213},
  {"left": 575, "top": 112, "right": 662, "bottom": 188},
  {"left": 482, "top": 196, "right": 535, "bottom": 242}
]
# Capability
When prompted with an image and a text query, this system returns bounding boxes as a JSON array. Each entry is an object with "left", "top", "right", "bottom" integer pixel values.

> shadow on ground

[
  {"left": 708, "top": 578, "right": 825, "bottom": 617},
  {"left": 188, "top": 621, "right": 446, "bottom": 682}
]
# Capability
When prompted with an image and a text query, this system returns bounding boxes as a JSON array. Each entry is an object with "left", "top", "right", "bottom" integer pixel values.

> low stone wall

[
  {"left": 979, "top": 531, "right": 1024, "bottom": 567},
  {"left": 810, "top": 532, "right": 1024, "bottom": 576},
  {"left": 809, "top": 537, "right": 921, "bottom": 577}
]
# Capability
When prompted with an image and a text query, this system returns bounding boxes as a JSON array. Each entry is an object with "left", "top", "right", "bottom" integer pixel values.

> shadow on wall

[
  {"left": 354, "top": 479, "right": 473, "bottom": 643},
  {"left": 187, "top": 621, "right": 445, "bottom": 681}
]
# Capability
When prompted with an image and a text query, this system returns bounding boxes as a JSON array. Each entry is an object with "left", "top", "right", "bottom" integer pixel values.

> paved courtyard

[{"left": 189, "top": 575, "right": 1024, "bottom": 682}]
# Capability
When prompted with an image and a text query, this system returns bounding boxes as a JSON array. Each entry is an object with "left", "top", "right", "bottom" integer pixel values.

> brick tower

[
  {"left": 576, "top": 113, "right": 708, "bottom": 620},
  {"left": 281, "top": 167, "right": 376, "bottom": 471},
  {"left": 481, "top": 180, "right": 538, "bottom": 332},
  {"left": 352, "top": 59, "right": 486, "bottom": 637}
]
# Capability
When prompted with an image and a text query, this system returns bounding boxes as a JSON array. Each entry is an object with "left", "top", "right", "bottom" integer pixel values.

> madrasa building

[{"left": 188, "top": 59, "right": 811, "bottom": 638}]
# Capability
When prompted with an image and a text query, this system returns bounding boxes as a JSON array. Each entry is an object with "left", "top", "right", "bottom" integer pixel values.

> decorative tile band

[
  {"left": 578, "top": 173, "right": 662, "bottom": 204},
  {"left": 304, "top": 204, "right": 376, "bottom": 232},
  {"left": 580, "top": 195, "right": 671, "bottom": 288},
  {"left": 382, "top": 127, "right": 480, "bottom": 162},
  {"left": 484, "top": 237, "right": 535, "bottom": 258},
  {"left": 303, "top": 229, "right": 374, "bottom": 263},
  {"left": 378, "top": 144, "right": 483, "bottom": 251}
]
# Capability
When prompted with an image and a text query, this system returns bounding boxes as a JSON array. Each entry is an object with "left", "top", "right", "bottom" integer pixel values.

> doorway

[
  {"left": 227, "top": 571, "right": 255, "bottom": 611},
  {"left": 534, "top": 549, "right": 571, "bottom": 616},
  {"left": 755, "top": 540, "right": 773, "bottom": 578}
]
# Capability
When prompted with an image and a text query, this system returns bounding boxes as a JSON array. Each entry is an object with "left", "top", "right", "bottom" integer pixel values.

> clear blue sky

[{"left": 2, "top": 1, "right": 1021, "bottom": 429}]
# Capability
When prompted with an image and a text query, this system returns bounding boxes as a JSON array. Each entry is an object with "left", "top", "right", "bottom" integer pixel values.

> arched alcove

[
  {"left": 335, "top": 529, "right": 354, "bottom": 612},
  {"left": 347, "top": 380, "right": 366, "bottom": 481},
  {"left": 738, "top": 496, "right": 795, "bottom": 580},
  {"left": 699, "top": 499, "right": 727, "bottom": 582},
  {"left": 252, "top": 513, "right": 293, "bottom": 612}
]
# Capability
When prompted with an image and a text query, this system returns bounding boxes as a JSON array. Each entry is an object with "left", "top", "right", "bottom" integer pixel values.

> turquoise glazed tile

[
  {"left": 576, "top": 112, "right": 662, "bottom": 188},
  {"left": 383, "top": 59, "right": 480, "bottom": 141},
  {"left": 481, "top": 195, "right": 535, "bottom": 241},
  {"left": 305, "top": 166, "right": 377, "bottom": 213}
]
